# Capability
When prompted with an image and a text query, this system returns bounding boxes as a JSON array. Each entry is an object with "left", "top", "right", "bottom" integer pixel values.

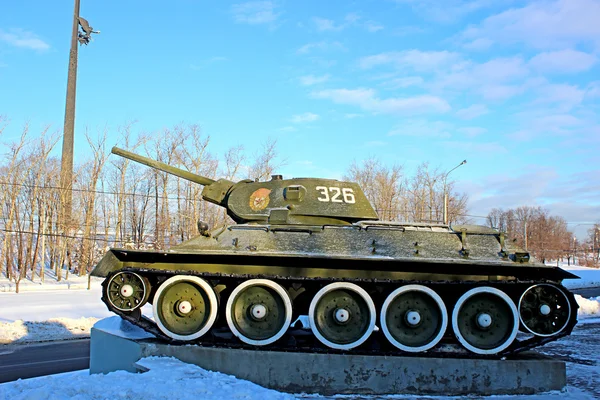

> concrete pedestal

[{"left": 90, "top": 319, "right": 566, "bottom": 396}]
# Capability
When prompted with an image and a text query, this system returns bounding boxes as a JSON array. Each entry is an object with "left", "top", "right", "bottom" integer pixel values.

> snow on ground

[
  {"left": 562, "top": 266, "right": 600, "bottom": 290},
  {"left": 0, "top": 317, "right": 99, "bottom": 344},
  {"left": 0, "top": 285, "right": 154, "bottom": 343},
  {"left": 0, "top": 284, "right": 108, "bottom": 322},
  {"left": 0, "top": 357, "right": 296, "bottom": 400},
  {"left": 0, "top": 356, "right": 595, "bottom": 400},
  {"left": 575, "top": 295, "right": 600, "bottom": 319},
  {"left": 0, "top": 269, "right": 103, "bottom": 293}
]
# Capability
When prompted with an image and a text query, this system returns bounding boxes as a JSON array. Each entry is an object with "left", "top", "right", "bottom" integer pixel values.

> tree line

[
  {"left": 0, "top": 121, "right": 287, "bottom": 292},
  {"left": 0, "top": 119, "right": 596, "bottom": 291},
  {"left": 488, "top": 205, "right": 599, "bottom": 267}
]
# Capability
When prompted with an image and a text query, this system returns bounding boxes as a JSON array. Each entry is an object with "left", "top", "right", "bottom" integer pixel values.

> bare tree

[
  {"left": 110, "top": 122, "right": 145, "bottom": 247},
  {"left": 345, "top": 157, "right": 404, "bottom": 221},
  {"left": 1, "top": 125, "right": 29, "bottom": 283},
  {"left": 77, "top": 129, "right": 109, "bottom": 275},
  {"left": 486, "top": 206, "right": 572, "bottom": 263},
  {"left": 248, "top": 138, "right": 283, "bottom": 182}
]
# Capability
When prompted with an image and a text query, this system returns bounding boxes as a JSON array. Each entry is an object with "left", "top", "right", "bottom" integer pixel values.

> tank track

[{"left": 100, "top": 267, "right": 579, "bottom": 359}]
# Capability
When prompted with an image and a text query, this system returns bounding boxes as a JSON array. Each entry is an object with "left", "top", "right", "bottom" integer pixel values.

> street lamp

[
  {"left": 592, "top": 227, "right": 600, "bottom": 262},
  {"left": 443, "top": 160, "right": 467, "bottom": 225},
  {"left": 573, "top": 236, "right": 578, "bottom": 265}
]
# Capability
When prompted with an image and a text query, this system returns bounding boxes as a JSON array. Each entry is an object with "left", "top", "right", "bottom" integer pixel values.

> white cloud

[
  {"left": 311, "top": 14, "right": 382, "bottom": 33},
  {"left": 436, "top": 57, "right": 529, "bottom": 100},
  {"left": 586, "top": 81, "right": 600, "bottom": 99},
  {"left": 381, "top": 76, "right": 424, "bottom": 89},
  {"left": 388, "top": 120, "right": 453, "bottom": 137},
  {"left": 312, "top": 88, "right": 450, "bottom": 116},
  {"left": 365, "top": 21, "right": 384, "bottom": 32},
  {"left": 462, "top": 38, "right": 493, "bottom": 51},
  {"left": 312, "top": 17, "right": 342, "bottom": 32},
  {"left": 299, "top": 74, "right": 330, "bottom": 86},
  {"left": 345, "top": 13, "right": 361, "bottom": 24},
  {"left": 290, "top": 112, "right": 320, "bottom": 123},
  {"left": 392, "top": 26, "right": 426, "bottom": 36},
  {"left": 456, "top": 104, "right": 489, "bottom": 119},
  {"left": 529, "top": 49, "right": 597, "bottom": 74},
  {"left": 440, "top": 140, "right": 508, "bottom": 154},
  {"left": 459, "top": 0, "right": 600, "bottom": 49},
  {"left": 0, "top": 29, "right": 49, "bottom": 51},
  {"left": 467, "top": 167, "right": 600, "bottom": 229},
  {"left": 472, "top": 57, "right": 529, "bottom": 82},
  {"left": 480, "top": 84, "right": 525, "bottom": 100},
  {"left": 359, "top": 50, "right": 460, "bottom": 71},
  {"left": 231, "top": 1, "right": 280, "bottom": 25},
  {"left": 296, "top": 41, "right": 345, "bottom": 55},
  {"left": 365, "top": 140, "right": 387, "bottom": 147},
  {"left": 534, "top": 83, "right": 585, "bottom": 110},
  {"left": 395, "top": 0, "right": 495, "bottom": 23},
  {"left": 532, "top": 114, "right": 583, "bottom": 131},
  {"left": 509, "top": 109, "right": 586, "bottom": 140},
  {"left": 279, "top": 126, "right": 297, "bottom": 132},
  {"left": 344, "top": 113, "right": 363, "bottom": 119},
  {"left": 458, "top": 126, "right": 487, "bottom": 137}
]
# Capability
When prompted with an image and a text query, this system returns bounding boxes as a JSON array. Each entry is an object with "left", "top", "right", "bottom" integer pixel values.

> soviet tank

[{"left": 91, "top": 147, "right": 579, "bottom": 357}]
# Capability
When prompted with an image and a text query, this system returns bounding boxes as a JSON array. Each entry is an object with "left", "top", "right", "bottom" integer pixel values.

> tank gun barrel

[
  {"left": 110, "top": 146, "right": 378, "bottom": 224},
  {"left": 111, "top": 147, "right": 216, "bottom": 186}
]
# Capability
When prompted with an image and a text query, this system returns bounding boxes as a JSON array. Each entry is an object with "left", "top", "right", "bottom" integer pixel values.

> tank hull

[{"left": 91, "top": 223, "right": 579, "bottom": 357}]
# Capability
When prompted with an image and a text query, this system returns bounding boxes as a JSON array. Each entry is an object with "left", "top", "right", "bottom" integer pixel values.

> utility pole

[
  {"left": 60, "top": 0, "right": 99, "bottom": 231},
  {"left": 60, "top": 0, "right": 81, "bottom": 231},
  {"left": 443, "top": 160, "right": 466, "bottom": 225}
]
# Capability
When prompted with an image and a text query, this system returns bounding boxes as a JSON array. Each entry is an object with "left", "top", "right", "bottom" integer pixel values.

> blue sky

[{"left": 1, "top": 0, "right": 599, "bottom": 236}]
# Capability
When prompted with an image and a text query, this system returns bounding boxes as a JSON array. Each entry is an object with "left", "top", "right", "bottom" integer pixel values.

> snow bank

[
  {"left": 0, "top": 357, "right": 295, "bottom": 400},
  {"left": 0, "top": 317, "right": 99, "bottom": 344},
  {"left": 576, "top": 295, "right": 600, "bottom": 319}
]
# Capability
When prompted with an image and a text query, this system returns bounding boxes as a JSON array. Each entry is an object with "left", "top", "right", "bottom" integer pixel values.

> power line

[
  {"left": 0, "top": 179, "right": 209, "bottom": 202},
  {"left": 0, "top": 227, "right": 167, "bottom": 245}
]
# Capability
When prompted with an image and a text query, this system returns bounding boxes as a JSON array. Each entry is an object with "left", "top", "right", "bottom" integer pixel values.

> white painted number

[
  {"left": 342, "top": 188, "right": 356, "bottom": 203},
  {"left": 316, "top": 186, "right": 356, "bottom": 204},
  {"left": 330, "top": 187, "right": 342, "bottom": 203},
  {"left": 316, "top": 186, "right": 329, "bottom": 202}
]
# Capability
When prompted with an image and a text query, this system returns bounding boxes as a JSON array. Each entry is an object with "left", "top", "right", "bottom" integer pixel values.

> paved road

[
  {"left": 0, "top": 339, "right": 89, "bottom": 383},
  {"left": 572, "top": 287, "right": 600, "bottom": 297}
]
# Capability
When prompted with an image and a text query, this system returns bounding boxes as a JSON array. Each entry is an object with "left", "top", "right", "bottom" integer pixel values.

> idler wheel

[
  {"left": 153, "top": 275, "right": 218, "bottom": 341},
  {"left": 380, "top": 285, "right": 448, "bottom": 352},
  {"left": 106, "top": 271, "right": 149, "bottom": 312},
  {"left": 309, "top": 282, "right": 376, "bottom": 350},
  {"left": 519, "top": 284, "right": 572, "bottom": 337},
  {"left": 452, "top": 287, "right": 519, "bottom": 355},
  {"left": 225, "top": 279, "right": 292, "bottom": 346}
]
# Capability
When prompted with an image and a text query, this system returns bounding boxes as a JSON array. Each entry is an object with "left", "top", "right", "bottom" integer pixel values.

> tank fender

[{"left": 90, "top": 250, "right": 124, "bottom": 277}]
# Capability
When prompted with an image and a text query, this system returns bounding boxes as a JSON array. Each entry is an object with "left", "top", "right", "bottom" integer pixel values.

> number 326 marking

[{"left": 316, "top": 186, "right": 356, "bottom": 204}]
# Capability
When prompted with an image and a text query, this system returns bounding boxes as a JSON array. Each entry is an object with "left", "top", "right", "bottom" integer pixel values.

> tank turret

[{"left": 112, "top": 147, "right": 378, "bottom": 225}]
